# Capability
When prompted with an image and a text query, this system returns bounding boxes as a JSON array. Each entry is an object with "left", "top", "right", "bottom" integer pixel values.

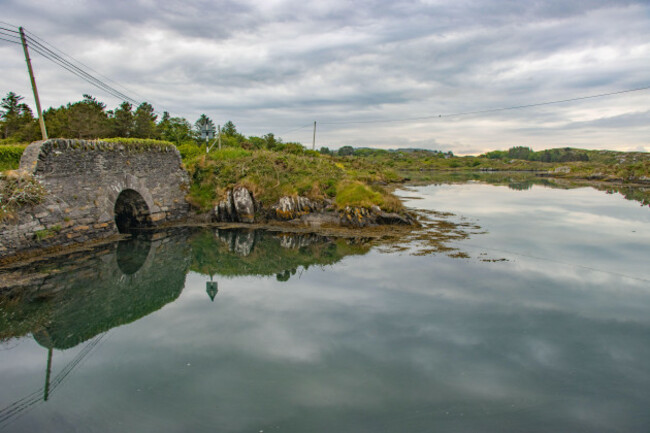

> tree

[
  {"left": 133, "top": 102, "right": 158, "bottom": 138},
  {"left": 337, "top": 145, "right": 355, "bottom": 156},
  {"left": 64, "top": 95, "right": 110, "bottom": 139},
  {"left": 160, "top": 116, "right": 193, "bottom": 144},
  {"left": 111, "top": 102, "right": 134, "bottom": 137},
  {"left": 222, "top": 120, "right": 237, "bottom": 137},
  {"left": 0, "top": 92, "right": 38, "bottom": 141}
]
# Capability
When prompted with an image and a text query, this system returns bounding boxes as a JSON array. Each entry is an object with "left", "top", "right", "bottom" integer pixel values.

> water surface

[{"left": 1, "top": 177, "right": 649, "bottom": 432}]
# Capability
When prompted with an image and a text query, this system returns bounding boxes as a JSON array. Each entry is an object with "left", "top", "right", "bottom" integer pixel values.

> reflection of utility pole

[
  {"left": 19, "top": 27, "right": 48, "bottom": 140},
  {"left": 43, "top": 347, "right": 52, "bottom": 401}
]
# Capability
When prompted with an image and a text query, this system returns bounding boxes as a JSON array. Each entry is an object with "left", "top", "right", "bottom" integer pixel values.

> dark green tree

[
  {"left": 0, "top": 92, "right": 38, "bottom": 141},
  {"left": 222, "top": 120, "right": 238, "bottom": 137},
  {"left": 111, "top": 102, "right": 134, "bottom": 137},
  {"left": 160, "top": 116, "right": 194, "bottom": 144},
  {"left": 337, "top": 145, "right": 355, "bottom": 156},
  {"left": 133, "top": 102, "right": 158, "bottom": 138}
]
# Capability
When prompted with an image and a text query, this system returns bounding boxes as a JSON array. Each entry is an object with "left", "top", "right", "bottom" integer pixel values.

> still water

[{"left": 1, "top": 176, "right": 650, "bottom": 432}]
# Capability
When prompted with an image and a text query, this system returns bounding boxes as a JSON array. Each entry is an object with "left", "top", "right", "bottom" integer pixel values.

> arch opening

[{"left": 114, "top": 189, "right": 151, "bottom": 234}]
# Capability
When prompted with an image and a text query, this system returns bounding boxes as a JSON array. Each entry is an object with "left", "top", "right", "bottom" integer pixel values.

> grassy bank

[
  {"left": 2, "top": 140, "right": 650, "bottom": 217},
  {"left": 184, "top": 147, "right": 404, "bottom": 213}
]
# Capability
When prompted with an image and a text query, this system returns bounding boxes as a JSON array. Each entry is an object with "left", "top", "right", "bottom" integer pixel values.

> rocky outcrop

[
  {"left": 270, "top": 196, "right": 325, "bottom": 220},
  {"left": 214, "top": 186, "right": 257, "bottom": 223},
  {"left": 213, "top": 188, "right": 417, "bottom": 227}
]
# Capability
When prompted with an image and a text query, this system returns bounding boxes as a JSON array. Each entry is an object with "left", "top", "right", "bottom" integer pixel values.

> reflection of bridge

[{"left": 0, "top": 230, "right": 191, "bottom": 426}]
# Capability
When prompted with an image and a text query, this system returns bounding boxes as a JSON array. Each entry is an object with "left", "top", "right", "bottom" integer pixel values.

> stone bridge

[{"left": 0, "top": 139, "right": 189, "bottom": 257}]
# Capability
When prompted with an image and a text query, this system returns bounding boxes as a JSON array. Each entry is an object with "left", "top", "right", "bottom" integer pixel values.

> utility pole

[
  {"left": 312, "top": 121, "right": 316, "bottom": 151},
  {"left": 19, "top": 27, "right": 48, "bottom": 140},
  {"left": 218, "top": 124, "right": 222, "bottom": 150}
]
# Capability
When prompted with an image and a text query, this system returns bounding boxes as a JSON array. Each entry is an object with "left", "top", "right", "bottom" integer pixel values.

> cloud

[{"left": 1, "top": 0, "right": 649, "bottom": 152}]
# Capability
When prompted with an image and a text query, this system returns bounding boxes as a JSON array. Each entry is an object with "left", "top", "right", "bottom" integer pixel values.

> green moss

[
  {"left": 34, "top": 224, "right": 61, "bottom": 240},
  {"left": 98, "top": 137, "right": 176, "bottom": 150}
]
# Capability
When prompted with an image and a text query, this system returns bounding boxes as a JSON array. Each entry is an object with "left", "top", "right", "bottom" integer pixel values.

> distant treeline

[
  {"left": 319, "top": 145, "right": 454, "bottom": 158},
  {"left": 483, "top": 146, "right": 590, "bottom": 162}
]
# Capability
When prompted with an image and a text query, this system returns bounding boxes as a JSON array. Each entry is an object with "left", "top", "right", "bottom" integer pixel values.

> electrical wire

[
  {"left": 279, "top": 123, "right": 313, "bottom": 135},
  {"left": 23, "top": 27, "right": 166, "bottom": 112},
  {"left": 0, "top": 36, "right": 20, "bottom": 45},
  {"left": 320, "top": 85, "right": 650, "bottom": 125},
  {"left": 1, "top": 22, "right": 161, "bottom": 113},
  {"left": 25, "top": 37, "right": 143, "bottom": 106}
]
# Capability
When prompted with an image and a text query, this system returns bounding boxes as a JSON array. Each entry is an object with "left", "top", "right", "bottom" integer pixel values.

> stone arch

[{"left": 114, "top": 189, "right": 152, "bottom": 233}]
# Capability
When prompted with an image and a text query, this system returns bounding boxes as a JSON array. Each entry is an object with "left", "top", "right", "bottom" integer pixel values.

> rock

[
  {"left": 232, "top": 186, "right": 255, "bottom": 223},
  {"left": 270, "top": 196, "right": 323, "bottom": 220},
  {"left": 214, "top": 190, "right": 235, "bottom": 222},
  {"left": 293, "top": 212, "right": 342, "bottom": 227},
  {"left": 214, "top": 187, "right": 257, "bottom": 223},
  {"left": 375, "top": 210, "right": 416, "bottom": 226}
]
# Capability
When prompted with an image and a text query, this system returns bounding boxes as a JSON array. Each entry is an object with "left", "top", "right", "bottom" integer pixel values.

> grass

[
  {"left": 34, "top": 224, "right": 62, "bottom": 240},
  {"left": 0, "top": 144, "right": 28, "bottom": 171},
  {"left": 185, "top": 148, "right": 404, "bottom": 213},
  {"left": 97, "top": 137, "right": 176, "bottom": 150},
  {"left": 0, "top": 171, "right": 46, "bottom": 222}
]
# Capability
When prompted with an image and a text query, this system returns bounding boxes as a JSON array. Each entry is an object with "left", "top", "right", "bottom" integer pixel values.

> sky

[{"left": 1, "top": 0, "right": 649, "bottom": 154}]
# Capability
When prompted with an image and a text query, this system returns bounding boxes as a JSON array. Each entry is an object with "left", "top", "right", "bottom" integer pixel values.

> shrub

[{"left": 0, "top": 145, "right": 27, "bottom": 171}]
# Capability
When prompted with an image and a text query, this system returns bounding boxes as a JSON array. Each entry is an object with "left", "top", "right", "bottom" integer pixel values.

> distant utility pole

[
  {"left": 19, "top": 27, "right": 48, "bottom": 140},
  {"left": 312, "top": 121, "right": 316, "bottom": 151},
  {"left": 218, "top": 125, "right": 222, "bottom": 150}
]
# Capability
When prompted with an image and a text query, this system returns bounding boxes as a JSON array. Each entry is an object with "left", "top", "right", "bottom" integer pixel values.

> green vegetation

[
  {"left": 0, "top": 144, "right": 27, "bottom": 171},
  {"left": 190, "top": 229, "right": 370, "bottom": 279},
  {"left": 0, "top": 172, "right": 46, "bottom": 221},
  {"left": 3, "top": 91, "right": 649, "bottom": 216},
  {"left": 34, "top": 225, "right": 62, "bottom": 240}
]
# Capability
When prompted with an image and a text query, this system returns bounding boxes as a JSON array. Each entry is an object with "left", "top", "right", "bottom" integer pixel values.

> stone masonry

[{"left": 0, "top": 139, "right": 190, "bottom": 258}]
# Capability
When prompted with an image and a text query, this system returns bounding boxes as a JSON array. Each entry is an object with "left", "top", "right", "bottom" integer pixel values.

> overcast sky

[{"left": 1, "top": 0, "right": 649, "bottom": 154}]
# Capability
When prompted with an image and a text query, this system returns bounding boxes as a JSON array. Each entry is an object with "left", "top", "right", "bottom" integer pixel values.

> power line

[
  {"left": 320, "top": 85, "right": 650, "bottom": 125},
  {"left": 2, "top": 22, "right": 163, "bottom": 113},
  {"left": 23, "top": 27, "right": 165, "bottom": 111},
  {"left": 0, "top": 36, "right": 20, "bottom": 45},
  {"left": 25, "top": 36, "right": 142, "bottom": 106},
  {"left": 279, "top": 123, "right": 313, "bottom": 135}
]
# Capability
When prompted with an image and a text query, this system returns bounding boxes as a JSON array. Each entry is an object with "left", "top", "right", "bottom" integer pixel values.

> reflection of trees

[
  {"left": 403, "top": 170, "right": 650, "bottom": 207},
  {"left": 190, "top": 229, "right": 371, "bottom": 282}
]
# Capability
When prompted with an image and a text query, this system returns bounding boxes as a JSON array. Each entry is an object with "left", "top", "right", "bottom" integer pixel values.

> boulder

[
  {"left": 214, "top": 187, "right": 256, "bottom": 223},
  {"left": 233, "top": 186, "right": 255, "bottom": 223}
]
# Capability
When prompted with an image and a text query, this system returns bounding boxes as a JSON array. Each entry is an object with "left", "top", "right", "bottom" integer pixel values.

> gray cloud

[{"left": 1, "top": 0, "right": 649, "bottom": 153}]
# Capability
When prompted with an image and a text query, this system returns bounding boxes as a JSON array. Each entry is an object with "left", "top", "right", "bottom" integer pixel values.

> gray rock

[
  {"left": 233, "top": 186, "right": 255, "bottom": 223},
  {"left": 270, "top": 196, "right": 323, "bottom": 220}
]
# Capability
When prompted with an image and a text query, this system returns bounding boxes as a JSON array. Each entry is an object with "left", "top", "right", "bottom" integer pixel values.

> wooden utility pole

[
  {"left": 312, "top": 121, "right": 316, "bottom": 150},
  {"left": 19, "top": 27, "right": 48, "bottom": 140},
  {"left": 218, "top": 125, "right": 222, "bottom": 150}
]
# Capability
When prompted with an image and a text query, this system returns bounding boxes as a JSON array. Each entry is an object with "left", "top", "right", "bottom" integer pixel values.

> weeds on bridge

[{"left": 0, "top": 172, "right": 46, "bottom": 222}]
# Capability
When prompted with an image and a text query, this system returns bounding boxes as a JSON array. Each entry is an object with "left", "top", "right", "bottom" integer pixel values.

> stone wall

[{"left": 0, "top": 139, "right": 190, "bottom": 258}]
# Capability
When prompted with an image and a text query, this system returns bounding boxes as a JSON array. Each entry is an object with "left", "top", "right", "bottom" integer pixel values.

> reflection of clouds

[{"left": 3, "top": 184, "right": 650, "bottom": 431}]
